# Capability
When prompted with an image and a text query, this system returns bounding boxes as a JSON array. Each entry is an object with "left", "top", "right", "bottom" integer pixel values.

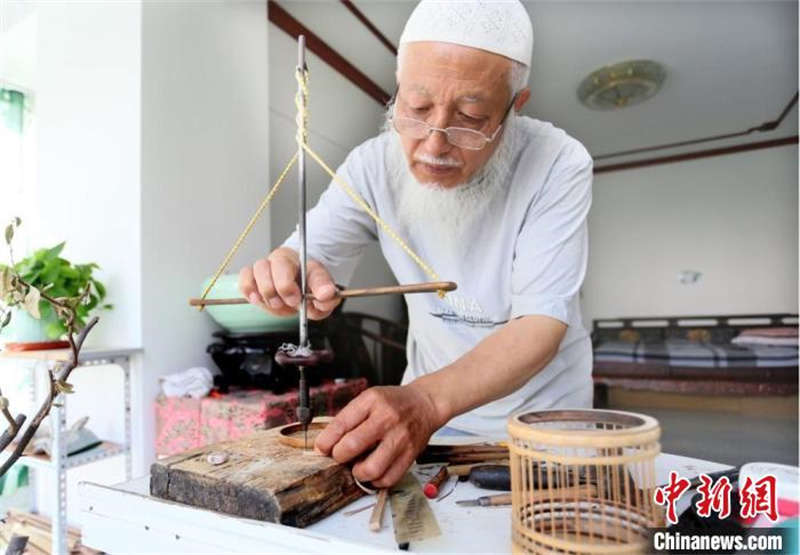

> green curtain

[
  {"left": 0, "top": 88, "right": 25, "bottom": 134},
  {"left": 0, "top": 87, "right": 28, "bottom": 497},
  {"left": 0, "top": 464, "right": 29, "bottom": 497}
]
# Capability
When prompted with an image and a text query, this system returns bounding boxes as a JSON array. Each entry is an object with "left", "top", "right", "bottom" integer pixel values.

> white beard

[{"left": 384, "top": 112, "right": 517, "bottom": 255}]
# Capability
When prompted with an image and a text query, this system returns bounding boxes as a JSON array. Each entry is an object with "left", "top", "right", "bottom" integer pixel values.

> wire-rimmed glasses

[{"left": 391, "top": 93, "right": 517, "bottom": 151}]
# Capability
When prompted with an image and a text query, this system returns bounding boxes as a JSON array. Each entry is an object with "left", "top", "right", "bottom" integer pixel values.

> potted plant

[
  {"left": 0, "top": 229, "right": 110, "bottom": 350},
  {"left": 0, "top": 218, "right": 101, "bottom": 484}
]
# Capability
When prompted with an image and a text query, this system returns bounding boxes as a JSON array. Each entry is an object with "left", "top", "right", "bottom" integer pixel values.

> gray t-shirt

[{"left": 285, "top": 116, "right": 593, "bottom": 438}]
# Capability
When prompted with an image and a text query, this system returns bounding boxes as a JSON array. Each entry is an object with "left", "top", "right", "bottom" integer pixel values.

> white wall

[
  {"left": 583, "top": 145, "right": 799, "bottom": 324},
  {"left": 268, "top": 26, "right": 401, "bottom": 321},
  {"left": 140, "top": 0, "right": 270, "bottom": 468},
  {"left": 4, "top": 0, "right": 271, "bottom": 524},
  {"left": 0, "top": 8, "right": 37, "bottom": 91},
  {"left": 34, "top": 1, "right": 142, "bottom": 350},
  {"left": 27, "top": 0, "right": 142, "bottom": 524}
]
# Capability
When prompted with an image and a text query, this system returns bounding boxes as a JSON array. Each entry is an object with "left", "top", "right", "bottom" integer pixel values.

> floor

[{"left": 609, "top": 405, "right": 799, "bottom": 468}]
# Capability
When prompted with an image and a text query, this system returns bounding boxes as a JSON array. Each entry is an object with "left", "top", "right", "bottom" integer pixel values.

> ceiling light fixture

[{"left": 577, "top": 60, "right": 666, "bottom": 110}]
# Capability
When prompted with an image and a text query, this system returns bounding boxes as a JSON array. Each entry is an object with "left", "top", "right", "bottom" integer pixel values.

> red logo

[
  {"left": 654, "top": 471, "right": 692, "bottom": 525},
  {"left": 739, "top": 475, "right": 778, "bottom": 522},
  {"left": 696, "top": 475, "right": 733, "bottom": 519}
]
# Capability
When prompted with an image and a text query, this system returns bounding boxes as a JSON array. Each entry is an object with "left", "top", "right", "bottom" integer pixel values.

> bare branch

[
  {"left": 0, "top": 317, "right": 99, "bottom": 476},
  {"left": 5, "top": 534, "right": 29, "bottom": 555},
  {"left": 0, "top": 414, "right": 26, "bottom": 452}
]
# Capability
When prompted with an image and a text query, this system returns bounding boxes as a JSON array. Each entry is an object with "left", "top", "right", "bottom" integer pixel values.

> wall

[
  {"left": 2, "top": 0, "right": 271, "bottom": 525},
  {"left": 268, "top": 26, "right": 401, "bottom": 321},
  {"left": 34, "top": 1, "right": 142, "bottom": 350},
  {"left": 140, "top": 0, "right": 270, "bottom": 468},
  {"left": 26, "top": 0, "right": 142, "bottom": 523},
  {"left": 583, "top": 145, "right": 799, "bottom": 323}
]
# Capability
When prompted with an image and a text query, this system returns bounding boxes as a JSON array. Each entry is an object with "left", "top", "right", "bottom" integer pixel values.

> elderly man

[{"left": 239, "top": 0, "right": 593, "bottom": 487}]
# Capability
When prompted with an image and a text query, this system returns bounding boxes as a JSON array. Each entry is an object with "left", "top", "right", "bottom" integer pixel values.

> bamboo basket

[{"left": 507, "top": 409, "right": 663, "bottom": 555}]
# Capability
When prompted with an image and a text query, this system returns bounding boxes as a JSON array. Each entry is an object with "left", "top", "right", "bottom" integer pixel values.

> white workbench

[{"left": 78, "top": 453, "right": 730, "bottom": 554}]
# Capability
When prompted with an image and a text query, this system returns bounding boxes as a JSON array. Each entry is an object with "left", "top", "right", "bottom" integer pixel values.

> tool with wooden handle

[
  {"left": 369, "top": 489, "right": 389, "bottom": 532},
  {"left": 456, "top": 493, "right": 512, "bottom": 507},
  {"left": 446, "top": 461, "right": 509, "bottom": 477},
  {"left": 456, "top": 485, "right": 597, "bottom": 507},
  {"left": 188, "top": 281, "right": 457, "bottom": 307},
  {"left": 417, "top": 444, "right": 509, "bottom": 465},
  {"left": 422, "top": 465, "right": 449, "bottom": 499}
]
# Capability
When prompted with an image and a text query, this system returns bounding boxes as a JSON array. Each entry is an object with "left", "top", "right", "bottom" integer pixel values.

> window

[{"left": 0, "top": 87, "right": 35, "bottom": 255}]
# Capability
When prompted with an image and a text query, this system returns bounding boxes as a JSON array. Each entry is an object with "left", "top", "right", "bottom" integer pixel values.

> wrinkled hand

[
  {"left": 238, "top": 247, "right": 340, "bottom": 320},
  {"left": 315, "top": 385, "right": 445, "bottom": 488}
]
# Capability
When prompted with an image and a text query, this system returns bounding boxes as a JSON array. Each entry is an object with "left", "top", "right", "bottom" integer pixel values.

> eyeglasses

[{"left": 391, "top": 92, "right": 517, "bottom": 151}]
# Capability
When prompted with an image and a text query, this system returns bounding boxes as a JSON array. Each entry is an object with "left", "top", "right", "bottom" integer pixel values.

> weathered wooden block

[{"left": 150, "top": 426, "right": 363, "bottom": 528}]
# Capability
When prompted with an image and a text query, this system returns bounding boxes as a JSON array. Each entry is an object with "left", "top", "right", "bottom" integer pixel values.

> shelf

[
  {"left": 0, "top": 347, "right": 141, "bottom": 364},
  {"left": 4, "top": 441, "right": 125, "bottom": 471}
]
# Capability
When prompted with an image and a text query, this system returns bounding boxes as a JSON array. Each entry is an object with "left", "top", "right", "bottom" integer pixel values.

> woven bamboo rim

[
  {"left": 508, "top": 444, "right": 661, "bottom": 465},
  {"left": 512, "top": 499, "right": 652, "bottom": 555},
  {"left": 512, "top": 536, "right": 649, "bottom": 555},
  {"left": 507, "top": 409, "right": 660, "bottom": 448}
]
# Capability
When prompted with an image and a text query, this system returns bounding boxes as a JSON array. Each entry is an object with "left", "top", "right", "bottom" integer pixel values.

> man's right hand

[{"left": 238, "top": 247, "right": 341, "bottom": 320}]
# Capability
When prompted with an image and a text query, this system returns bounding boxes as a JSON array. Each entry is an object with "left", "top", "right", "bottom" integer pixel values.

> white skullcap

[{"left": 399, "top": 0, "right": 533, "bottom": 67}]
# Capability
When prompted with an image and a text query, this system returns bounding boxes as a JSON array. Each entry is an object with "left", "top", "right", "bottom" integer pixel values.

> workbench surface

[{"left": 79, "top": 453, "right": 730, "bottom": 554}]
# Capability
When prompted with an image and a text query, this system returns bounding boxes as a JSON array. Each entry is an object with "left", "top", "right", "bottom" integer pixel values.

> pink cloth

[
  {"left": 739, "top": 327, "right": 798, "bottom": 338},
  {"left": 155, "top": 379, "right": 368, "bottom": 457}
]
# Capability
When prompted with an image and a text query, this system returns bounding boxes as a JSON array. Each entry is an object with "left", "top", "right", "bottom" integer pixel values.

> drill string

[
  {"left": 195, "top": 153, "right": 297, "bottom": 311},
  {"left": 198, "top": 51, "right": 449, "bottom": 306},
  {"left": 196, "top": 34, "right": 456, "bottom": 451}
]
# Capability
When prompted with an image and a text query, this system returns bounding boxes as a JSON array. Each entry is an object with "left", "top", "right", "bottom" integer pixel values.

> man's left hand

[{"left": 314, "top": 384, "right": 445, "bottom": 488}]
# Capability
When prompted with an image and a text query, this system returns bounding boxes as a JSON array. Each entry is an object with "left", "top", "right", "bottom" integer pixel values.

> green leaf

[
  {"left": 45, "top": 242, "right": 65, "bottom": 260},
  {"left": 4, "top": 224, "right": 13, "bottom": 245},
  {"left": 13, "top": 217, "right": 21, "bottom": 227},
  {"left": 0, "top": 310, "right": 11, "bottom": 330},
  {"left": 39, "top": 303, "right": 54, "bottom": 320},
  {"left": 44, "top": 321, "right": 64, "bottom": 340}
]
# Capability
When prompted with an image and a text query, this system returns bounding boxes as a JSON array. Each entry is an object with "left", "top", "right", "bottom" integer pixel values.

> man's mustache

[{"left": 413, "top": 153, "right": 464, "bottom": 168}]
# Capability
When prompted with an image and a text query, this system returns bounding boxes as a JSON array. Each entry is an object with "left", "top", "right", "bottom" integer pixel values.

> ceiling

[{"left": 274, "top": 0, "right": 798, "bottom": 166}]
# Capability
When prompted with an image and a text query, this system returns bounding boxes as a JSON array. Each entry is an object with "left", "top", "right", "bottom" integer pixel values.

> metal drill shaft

[{"left": 296, "top": 36, "right": 311, "bottom": 449}]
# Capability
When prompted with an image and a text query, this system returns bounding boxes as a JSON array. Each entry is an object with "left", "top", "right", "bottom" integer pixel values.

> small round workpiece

[
  {"left": 278, "top": 416, "right": 334, "bottom": 449},
  {"left": 206, "top": 451, "right": 228, "bottom": 465}
]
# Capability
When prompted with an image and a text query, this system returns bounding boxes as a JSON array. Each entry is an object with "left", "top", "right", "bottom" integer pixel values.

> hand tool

[
  {"left": 456, "top": 485, "right": 597, "bottom": 508},
  {"left": 417, "top": 444, "right": 509, "bottom": 465},
  {"left": 369, "top": 489, "right": 389, "bottom": 531},
  {"left": 456, "top": 493, "right": 512, "bottom": 507},
  {"left": 188, "top": 281, "right": 457, "bottom": 307},
  {"left": 447, "top": 461, "right": 509, "bottom": 476},
  {"left": 422, "top": 465, "right": 449, "bottom": 499}
]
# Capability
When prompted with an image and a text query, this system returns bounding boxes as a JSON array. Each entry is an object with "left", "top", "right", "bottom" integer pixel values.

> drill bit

[{"left": 297, "top": 368, "right": 311, "bottom": 449}]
